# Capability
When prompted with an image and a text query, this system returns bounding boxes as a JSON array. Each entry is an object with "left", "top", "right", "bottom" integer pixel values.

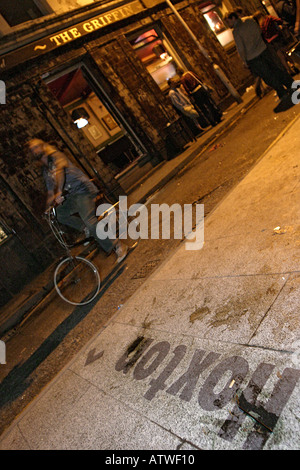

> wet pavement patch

[{"left": 131, "top": 260, "right": 161, "bottom": 279}]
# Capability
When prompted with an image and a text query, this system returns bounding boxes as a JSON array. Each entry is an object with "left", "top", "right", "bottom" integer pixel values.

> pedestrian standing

[
  {"left": 177, "top": 68, "right": 222, "bottom": 126},
  {"left": 224, "top": 10, "right": 295, "bottom": 112},
  {"left": 167, "top": 78, "right": 204, "bottom": 133}
]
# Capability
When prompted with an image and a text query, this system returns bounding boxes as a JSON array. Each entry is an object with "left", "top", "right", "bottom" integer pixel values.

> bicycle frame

[{"left": 47, "top": 206, "right": 74, "bottom": 254}]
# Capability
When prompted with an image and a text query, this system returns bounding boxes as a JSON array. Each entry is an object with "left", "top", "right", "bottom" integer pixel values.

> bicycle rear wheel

[{"left": 54, "top": 256, "right": 100, "bottom": 306}]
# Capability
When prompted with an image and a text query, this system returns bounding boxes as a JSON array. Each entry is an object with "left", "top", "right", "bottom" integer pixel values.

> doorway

[
  {"left": 129, "top": 27, "right": 184, "bottom": 91},
  {"left": 46, "top": 66, "right": 144, "bottom": 176}
]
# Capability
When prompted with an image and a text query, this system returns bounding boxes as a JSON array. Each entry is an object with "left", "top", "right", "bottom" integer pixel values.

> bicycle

[
  {"left": 46, "top": 196, "right": 137, "bottom": 306},
  {"left": 46, "top": 205, "right": 101, "bottom": 306}
]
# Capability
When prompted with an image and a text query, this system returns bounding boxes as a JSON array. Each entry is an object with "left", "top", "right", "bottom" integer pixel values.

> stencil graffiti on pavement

[{"left": 114, "top": 338, "right": 300, "bottom": 450}]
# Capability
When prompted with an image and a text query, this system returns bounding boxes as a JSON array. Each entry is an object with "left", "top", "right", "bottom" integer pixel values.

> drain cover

[{"left": 132, "top": 260, "right": 161, "bottom": 279}]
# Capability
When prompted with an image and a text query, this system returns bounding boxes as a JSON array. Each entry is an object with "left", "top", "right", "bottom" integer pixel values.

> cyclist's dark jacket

[{"left": 43, "top": 150, "right": 97, "bottom": 196}]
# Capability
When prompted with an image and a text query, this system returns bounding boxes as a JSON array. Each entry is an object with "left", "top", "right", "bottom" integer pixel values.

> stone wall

[{"left": 223, "top": 0, "right": 265, "bottom": 15}]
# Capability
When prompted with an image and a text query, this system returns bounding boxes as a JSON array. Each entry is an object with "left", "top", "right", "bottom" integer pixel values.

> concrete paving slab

[
  {"left": 250, "top": 273, "right": 300, "bottom": 351},
  {"left": 103, "top": 275, "right": 286, "bottom": 343},
  {"left": 8, "top": 370, "right": 182, "bottom": 450},
  {"left": 149, "top": 226, "right": 299, "bottom": 281},
  {"left": 0, "top": 426, "right": 30, "bottom": 450}
]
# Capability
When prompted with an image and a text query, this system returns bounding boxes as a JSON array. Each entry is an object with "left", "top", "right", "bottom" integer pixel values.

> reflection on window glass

[
  {"left": 203, "top": 9, "right": 233, "bottom": 47},
  {"left": 204, "top": 11, "right": 225, "bottom": 34}
]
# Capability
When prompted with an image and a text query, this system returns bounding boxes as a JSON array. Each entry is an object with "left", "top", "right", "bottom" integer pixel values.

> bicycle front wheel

[{"left": 54, "top": 256, "right": 100, "bottom": 306}]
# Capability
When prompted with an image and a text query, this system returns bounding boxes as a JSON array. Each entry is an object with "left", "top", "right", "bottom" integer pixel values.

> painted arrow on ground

[{"left": 85, "top": 348, "right": 104, "bottom": 366}]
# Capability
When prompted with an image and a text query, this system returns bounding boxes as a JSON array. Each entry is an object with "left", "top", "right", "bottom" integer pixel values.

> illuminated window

[
  {"left": 204, "top": 10, "right": 226, "bottom": 34},
  {"left": 261, "top": 1, "right": 278, "bottom": 16},
  {"left": 130, "top": 29, "right": 177, "bottom": 90},
  {"left": 0, "top": 225, "right": 8, "bottom": 243},
  {"left": 201, "top": 3, "right": 234, "bottom": 47}
]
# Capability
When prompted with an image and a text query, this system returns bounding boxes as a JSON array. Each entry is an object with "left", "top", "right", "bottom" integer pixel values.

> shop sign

[{"left": 0, "top": 1, "right": 144, "bottom": 72}]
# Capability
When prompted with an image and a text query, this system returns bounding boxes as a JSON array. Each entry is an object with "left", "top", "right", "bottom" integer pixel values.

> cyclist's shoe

[{"left": 115, "top": 242, "right": 128, "bottom": 263}]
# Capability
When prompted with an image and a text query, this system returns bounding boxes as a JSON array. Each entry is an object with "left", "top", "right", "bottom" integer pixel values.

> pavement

[
  {"left": 0, "top": 96, "right": 299, "bottom": 450},
  {"left": 0, "top": 86, "right": 259, "bottom": 338}
]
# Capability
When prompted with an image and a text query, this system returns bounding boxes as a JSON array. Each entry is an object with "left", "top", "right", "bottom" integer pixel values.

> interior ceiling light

[
  {"left": 71, "top": 107, "right": 90, "bottom": 128},
  {"left": 152, "top": 44, "right": 170, "bottom": 60}
]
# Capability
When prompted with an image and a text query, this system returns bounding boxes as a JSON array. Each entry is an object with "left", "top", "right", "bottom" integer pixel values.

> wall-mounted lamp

[{"left": 71, "top": 107, "right": 90, "bottom": 128}]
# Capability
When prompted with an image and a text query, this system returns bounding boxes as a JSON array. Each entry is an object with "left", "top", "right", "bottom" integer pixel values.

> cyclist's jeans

[{"left": 56, "top": 192, "right": 114, "bottom": 253}]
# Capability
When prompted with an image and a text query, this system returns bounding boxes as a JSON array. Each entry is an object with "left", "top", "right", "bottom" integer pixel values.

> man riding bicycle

[{"left": 28, "top": 138, "right": 128, "bottom": 263}]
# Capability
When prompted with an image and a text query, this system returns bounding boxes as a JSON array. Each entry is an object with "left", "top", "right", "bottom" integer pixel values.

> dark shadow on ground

[{"left": 0, "top": 264, "right": 126, "bottom": 407}]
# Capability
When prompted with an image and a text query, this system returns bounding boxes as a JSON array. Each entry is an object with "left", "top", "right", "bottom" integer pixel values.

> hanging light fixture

[{"left": 71, "top": 107, "right": 90, "bottom": 128}]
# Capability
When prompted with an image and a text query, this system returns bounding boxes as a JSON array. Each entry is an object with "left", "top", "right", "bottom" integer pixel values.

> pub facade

[{"left": 0, "top": 0, "right": 267, "bottom": 308}]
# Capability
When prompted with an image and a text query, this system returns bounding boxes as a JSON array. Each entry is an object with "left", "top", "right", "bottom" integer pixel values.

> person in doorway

[
  {"left": 224, "top": 10, "right": 295, "bottom": 112},
  {"left": 167, "top": 78, "right": 204, "bottom": 133},
  {"left": 27, "top": 139, "right": 128, "bottom": 263},
  {"left": 177, "top": 68, "right": 222, "bottom": 126}
]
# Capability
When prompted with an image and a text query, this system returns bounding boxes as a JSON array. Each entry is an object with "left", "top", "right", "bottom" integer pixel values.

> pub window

[
  {"left": 201, "top": 3, "right": 233, "bottom": 47},
  {"left": 129, "top": 28, "right": 181, "bottom": 91},
  {"left": 47, "top": 66, "right": 141, "bottom": 175},
  {"left": 0, "top": 0, "right": 48, "bottom": 27},
  {"left": 0, "top": 225, "right": 8, "bottom": 244}
]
